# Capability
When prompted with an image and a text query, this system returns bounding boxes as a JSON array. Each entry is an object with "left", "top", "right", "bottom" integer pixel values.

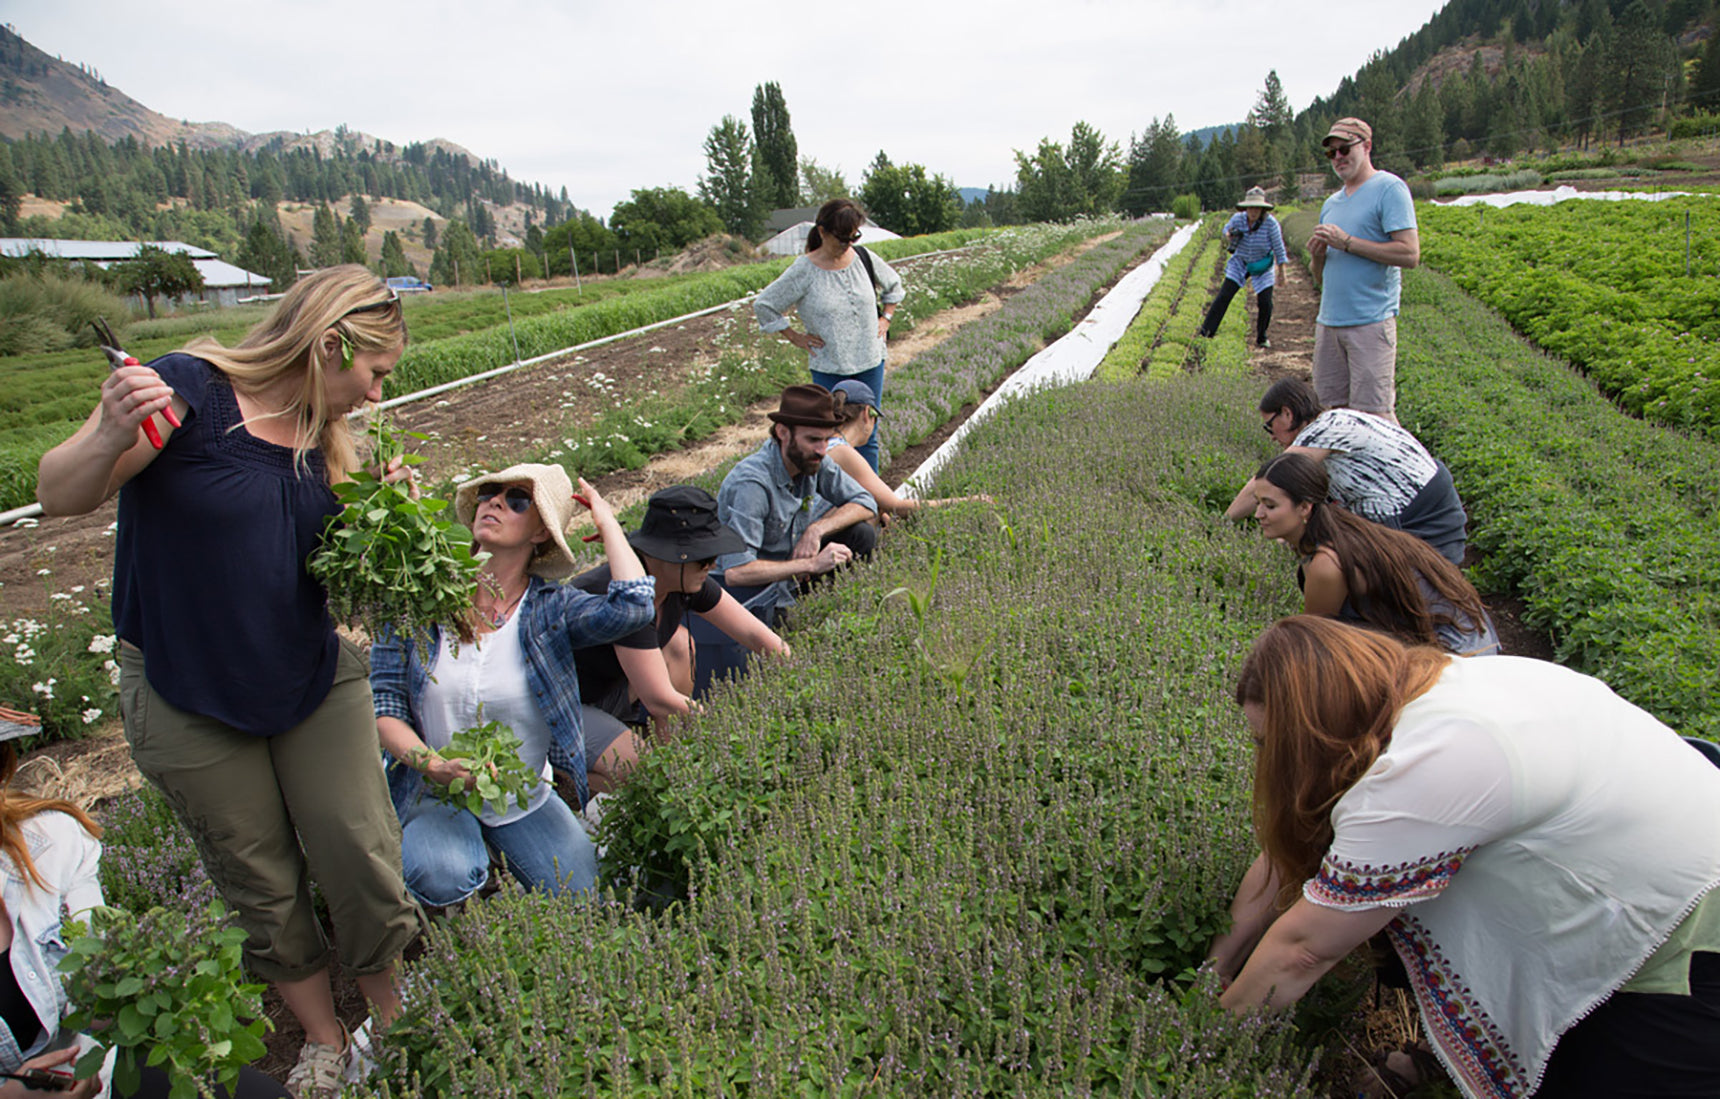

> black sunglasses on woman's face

[{"left": 476, "top": 485, "right": 534, "bottom": 514}]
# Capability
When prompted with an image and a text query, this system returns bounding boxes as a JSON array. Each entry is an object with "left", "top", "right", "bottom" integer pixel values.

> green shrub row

[
  {"left": 353, "top": 369, "right": 1318, "bottom": 1097},
  {"left": 880, "top": 222, "right": 1176, "bottom": 463},
  {"left": 1145, "top": 234, "right": 1228, "bottom": 382},
  {"left": 1396, "top": 267, "right": 1720, "bottom": 738},
  {"left": 1093, "top": 218, "right": 1210, "bottom": 382},
  {"left": 1418, "top": 198, "right": 1720, "bottom": 435}
]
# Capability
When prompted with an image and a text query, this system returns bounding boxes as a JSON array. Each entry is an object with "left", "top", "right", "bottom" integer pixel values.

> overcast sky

[{"left": 4, "top": 0, "right": 1446, "bottom": 216}]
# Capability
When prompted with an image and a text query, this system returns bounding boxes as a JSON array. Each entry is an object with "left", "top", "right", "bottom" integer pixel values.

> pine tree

[
  {"left": 697, "top": 115, "right": 758, "bottom": 238},
  {"left": 310, "top": 203, "right": 344, "bottom": 268},
  {"left": 750, "top": 82, "right": 799, "bottom": 209},
  {"left": 349, "top": 193, "right": 371, "bottom": 235},
  {"left": 422, "top": 216, "right": 438, "bottom": 251},
  {"left": 380, "top": 230, "right": 411, "bottom": 278},
  {"left": 341, "top": 216, "right": 367, "bottom": 265}
]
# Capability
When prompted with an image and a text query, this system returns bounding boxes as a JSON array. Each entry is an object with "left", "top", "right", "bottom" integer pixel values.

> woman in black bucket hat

[{"left": 570, "top": 486, "right": 791, "bottom": 792}]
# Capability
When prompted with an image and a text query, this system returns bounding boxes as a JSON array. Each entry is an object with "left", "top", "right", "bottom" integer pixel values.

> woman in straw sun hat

[
  {"left": 369, "top": 464, "right": 653, "bottom": 909},
  {"left": 1196, "top": 186, "right": 1290, "bottom": 349}
]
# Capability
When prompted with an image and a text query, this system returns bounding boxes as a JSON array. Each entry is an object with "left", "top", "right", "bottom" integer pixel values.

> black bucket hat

[{"left": 629, "top": 486, "right": 747, "bottom": 563}]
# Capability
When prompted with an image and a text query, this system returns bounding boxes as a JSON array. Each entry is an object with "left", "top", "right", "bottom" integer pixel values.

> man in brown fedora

[
  {"left": 714, "top": 384, "right": 878, "bottom": 625},
  {"left": 1307, "top": 116, "right": 1420, "bottom": 424}
]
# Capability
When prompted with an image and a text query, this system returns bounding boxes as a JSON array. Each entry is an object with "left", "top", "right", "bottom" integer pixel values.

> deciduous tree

[
  {"left": 799, "top": 158, "right": 849, "bottom": 205},
  {"left": 110, "top": 244, "right": 203, "bottom": 319},
  {"left": 859, "top": 152, "right": 960, "bottom": 236},
  {"left": 610, "top": 187, "right": 723, "bottom": 255}
]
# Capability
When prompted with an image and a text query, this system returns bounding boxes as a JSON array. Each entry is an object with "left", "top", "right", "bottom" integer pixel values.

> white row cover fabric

[
  {"left": 897, "top": 221, "right": 1201, "bottom": 499},
  {"left": 1438, "top": 185, "right": 1716, "bottom": 208}
]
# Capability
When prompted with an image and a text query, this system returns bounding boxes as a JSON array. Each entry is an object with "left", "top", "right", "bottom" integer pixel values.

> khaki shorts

[
  {"left": 120, "top": 639, "right": 421, "bottom": 983},
  {"left": 1312, "top": 316, "right": 1397, "bottom": 419}
]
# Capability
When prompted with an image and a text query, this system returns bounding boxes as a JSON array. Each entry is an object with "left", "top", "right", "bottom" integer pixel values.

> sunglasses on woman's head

[
  {"left": 338, "top": 285, "right": 401, "bottom": 321},
  {"left": 476, "top": 485, "right": 534, "bottom": 514}
]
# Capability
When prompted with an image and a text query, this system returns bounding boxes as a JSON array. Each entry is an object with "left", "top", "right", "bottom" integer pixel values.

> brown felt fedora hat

[{"left": 767, "top": 384, "right": 841, "bottom": 429}]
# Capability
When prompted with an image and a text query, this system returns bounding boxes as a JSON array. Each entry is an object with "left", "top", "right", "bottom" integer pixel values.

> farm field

[
  {"left": 1396, "top": 266, "right": 1720, "bottom": 738},
  {"left": 16, "top": 194, "right": 1720, "bottom": 1095},
  {"left": 1418, "top": 197, "right": 1720, "bottom": 435},
  {"left": 0, "top": 220, "right": 1147, "bottom": 740},
  {"left": 0, "top": 226, "right": 1009, "bottom": 513},
  {"left": 92, "top": 366, "right": 1321, "bottom": 1096}
]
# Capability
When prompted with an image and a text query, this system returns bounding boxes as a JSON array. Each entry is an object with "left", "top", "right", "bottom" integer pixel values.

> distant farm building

[{"left": 0, "top": 239, "right": 271, "bottom": 309}]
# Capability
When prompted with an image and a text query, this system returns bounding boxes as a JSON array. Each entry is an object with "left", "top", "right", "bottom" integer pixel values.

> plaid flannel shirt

[{"left": 371, "top": 574, "right": 653, "bottom": 809}]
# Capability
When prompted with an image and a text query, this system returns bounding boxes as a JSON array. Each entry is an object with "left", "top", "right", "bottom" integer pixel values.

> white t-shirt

[{"left": 419, "top": 593, "right": 554, "bottom": 826}]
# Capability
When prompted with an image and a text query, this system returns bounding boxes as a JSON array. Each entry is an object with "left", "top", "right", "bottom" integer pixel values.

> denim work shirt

[
  {"left": 0, "top": 812, "right": 103, "bottom": 1073},
  {"left": 370, "top": 574, "right": 654, "bottom": 810},
  {"left": 714, "top": 438, "right": 876, "bottom": 617}
]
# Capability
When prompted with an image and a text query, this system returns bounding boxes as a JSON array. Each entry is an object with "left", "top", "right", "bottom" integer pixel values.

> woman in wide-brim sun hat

[
  {"left": 369, "top": 462, "right": 654, "bottom": 912},
  {"left": 1196, "top": 185, "right": 1291, "bottom": 349}
]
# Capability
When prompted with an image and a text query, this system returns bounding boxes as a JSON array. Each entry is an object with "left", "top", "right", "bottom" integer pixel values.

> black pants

[
  {"left": 1197, "top": 279, "right": 1273, "bottom": 345},
  {"left": 1532, "top": 952, "right": 1720, "bottom": 1097}
]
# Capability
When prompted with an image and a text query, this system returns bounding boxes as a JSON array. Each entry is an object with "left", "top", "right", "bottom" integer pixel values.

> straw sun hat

[
  {"left": 1236, "top": 187, "right": 1275, "bottom": 211},
  {"left": 454, "top": 463, "right": 583, "bottom": 579}
]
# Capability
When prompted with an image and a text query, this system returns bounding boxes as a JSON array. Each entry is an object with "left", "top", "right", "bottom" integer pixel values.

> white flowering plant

[{"left": 0, "top": 590, "right": 118, "bottom": 740}]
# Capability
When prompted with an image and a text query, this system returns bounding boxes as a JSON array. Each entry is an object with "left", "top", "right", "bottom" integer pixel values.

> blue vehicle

[{"left": 384, "top": 276, "right": 433, "bottom": 293}]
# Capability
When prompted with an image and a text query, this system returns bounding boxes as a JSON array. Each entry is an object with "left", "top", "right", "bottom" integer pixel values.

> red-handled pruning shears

[
  {"left": 93, "top": 317, "right": 181, "bottom": 450},
  {"left": 572, "top": 493, "right": 601, "bottom": 542}
]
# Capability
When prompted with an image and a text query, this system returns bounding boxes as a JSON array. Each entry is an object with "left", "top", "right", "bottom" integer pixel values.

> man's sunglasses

[
  {"left": 476, "top": 485, "right": 534, "bottom": 514},
  {"left": 1324, "top": 141, "right": 1360, "bottom": 160}
]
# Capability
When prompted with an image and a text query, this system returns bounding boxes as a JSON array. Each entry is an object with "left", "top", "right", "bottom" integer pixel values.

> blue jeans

[
  {"left": 812, "top": 358, "right": 884, "bottom": 472},
  {"left": 398, "top": 791, "right": 596, "bottom": 906}
]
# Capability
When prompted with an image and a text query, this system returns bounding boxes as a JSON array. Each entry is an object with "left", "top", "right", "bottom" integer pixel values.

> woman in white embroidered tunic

[{"left": 1210, "top": 617, "right": 1720, "bottom": 1099}]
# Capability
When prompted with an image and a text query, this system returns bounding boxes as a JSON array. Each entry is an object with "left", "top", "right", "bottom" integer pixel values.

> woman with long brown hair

[
  {"left": 754, "top": 198, "right": 905, "bottom": 471},
  {"left": 1212, "top": 617, "right": 1720, "bottom": 1099},
  {"left": 1250, "top": 452, "right": 1497, "bottom": 655},
  {"left": 0, "top": 714, "right": 286, "bottom": 1097},
  {"left": 37, "top": 266, "right": 421, "bottom": 1098}
]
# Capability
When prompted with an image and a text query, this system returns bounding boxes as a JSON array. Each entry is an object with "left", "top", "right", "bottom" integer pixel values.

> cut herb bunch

[
  {"left": 309, "top": 416, "right": 484, "bottom": 648},
  {"left": 431, "top": 717, "right": 542, "bottom": 816},
  {"left": 60, "top": 901, "right": 269, "bottom": 1099}
]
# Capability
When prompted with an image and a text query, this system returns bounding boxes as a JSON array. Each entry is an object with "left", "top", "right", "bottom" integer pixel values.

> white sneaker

[
  {"left": 581, "top": 791, "right": 611, "bottom": 833},
  {"left": 344, "top": 1018, "right": 377, "bottom": 1084}
]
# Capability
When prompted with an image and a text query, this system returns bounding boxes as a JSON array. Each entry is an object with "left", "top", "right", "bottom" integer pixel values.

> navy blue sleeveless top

[{"left": 112, "top": 354, "right": 342, "bottom": 736}]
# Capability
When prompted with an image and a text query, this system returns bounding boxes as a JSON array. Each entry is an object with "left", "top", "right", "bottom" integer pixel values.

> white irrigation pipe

[{"left": 896, "top": 222, "right": 1202, "bottom": 500}]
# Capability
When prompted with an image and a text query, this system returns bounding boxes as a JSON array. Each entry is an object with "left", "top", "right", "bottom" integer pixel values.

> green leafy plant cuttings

[
  {"left": 60, "top": 900, "right": 270, "bottom": 1099},
  {"left": 308, "top": 415, "right": 484, "bottom": 648},
  {"left": 431, "top": 716, "right": 542, "bottom": 816}
]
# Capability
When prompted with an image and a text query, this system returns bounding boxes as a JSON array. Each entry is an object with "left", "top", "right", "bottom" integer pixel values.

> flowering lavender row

[
  {"left": 352, "top": 369, "right": 1318, "bottom": 1096},
  {"left": 877, "top": 222, "right": 1174, "bottom": 467}
]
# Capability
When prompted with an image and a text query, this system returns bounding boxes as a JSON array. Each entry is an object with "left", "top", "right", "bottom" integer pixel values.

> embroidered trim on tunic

[
  {"left": 1390, "top": 913, "right": 1530, "bottom": 1099},
  {"left": 1308, "top": 847, "right": 1474, "bottom": 907}
]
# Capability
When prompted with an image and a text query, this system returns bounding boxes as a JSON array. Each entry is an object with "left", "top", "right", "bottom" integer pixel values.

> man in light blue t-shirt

[{"left": 1308, "top": 117, "right": 1420, "bottom": 423}]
